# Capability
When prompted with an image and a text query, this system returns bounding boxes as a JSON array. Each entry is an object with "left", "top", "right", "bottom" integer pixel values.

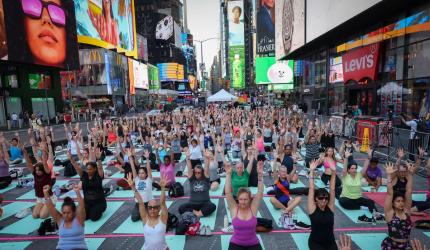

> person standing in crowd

[
  {"left": 225, "top": 157, "right": 264, "bottom": 250},
  {"left": 400, "top": 113, "right": 419, "bottom": 161},
  {"left": 178, "top": 150, "right": 216, "bottom": 218},
  {"left": 11, "top": 112, "right": 18, "bottom": 128},
  {"left": 307, "top": 160, "right": 337, "bottom": 250},
  {"left": 43, "top": 184, "right": 87, "bottom": 250}
]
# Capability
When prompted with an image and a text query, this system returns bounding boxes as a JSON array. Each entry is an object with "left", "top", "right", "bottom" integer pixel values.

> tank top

[
  {"left": 160, "top": 163, "right": 175, "bottom": 186},
  {"left": 0, "top": 160, "right": 9, "bottom": 177},
  {"left": 57, "top": 218, "right": 87, "bottom": 250},
  {"left": 263, "top": 128, "right": 272, "bottom": 138},
  {"left": 107, "top": 132, "right": 117, "bottom": 144},
  {"left": 209, "top": 161, "right": 219, "bottom": 181},
  {"left": 323, "top": 158, "right": 335, "bottom": 170},
  {"left": 231, "top": 208, "right": 259, "bottom": 247},
  {"left": 309, "top": 207, "right": 335, "bottom": 245},
  {"left": 387, "top": 214, "right": 412, "bottom": 240},
  {"left": 143, "top": 219, "right": 168, "bottom": 250},
  {"left": 33, "top": 170, "right": 53, "bottom": 198},
  {"left": 224, "top": 133, "right": 232, "bottom": 144},
  {"left": 256, "top": 137, "right": 264, "bottom": 152}
]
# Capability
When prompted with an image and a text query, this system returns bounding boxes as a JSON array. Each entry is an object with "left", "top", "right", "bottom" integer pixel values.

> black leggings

[
  {"left": 321, "top": 173, "right": 342, "bottom": 198},
  {"left": 308, "top": 240, "right": 338, "bottom": 250},
  {"left": 85, "top": 198, "right": 107, "bottom": 221},
  {"left": 0, "top": 176, "right": 12, "bottom": 189},
  {"left": 178, "top": 201, "right": 216, "bottom": 216},
  {"left": 339, "top": 196, "right": 377, "bottom": 213},
  {"left": 228, "top": 242, "right": 262, "bottom": 250}
]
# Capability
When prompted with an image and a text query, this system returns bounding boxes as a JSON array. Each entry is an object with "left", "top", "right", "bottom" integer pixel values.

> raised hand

[
  {"left": 160, "top": 175, "right": 168, "bottom": 189},
  {"left": 73, "top": 184, "right": 80, "bottom": 194},
  {"left": 407, "top": 162, "right": 416, "bottom": 175},
  {"left": 367, "top": 147, "right": 373, "bottom": 158},
  {"left": 397, "top": 148, "right": 405, "bottom": 159},
  {"left": 224, "top": 163, "right": 232, "bottom": 175},
  {"left": 385, "top": 162, "right": 397, "bottom": 175},
  {"left": 257, "top": 161, "right": 264, "bottom": 176},
  {"left": 344, "top": 150, "right": 352, "bottom": 159},
  {"left": 43, "top": 185, "right": 51, "bottom": 195},
  {"left": 144, "top": 150, "right": 150, "bottom": 159},
  {"left": 309, "top": 159, "right": 318, "bottom": 171},
  {"left": 124, "top": 172, "right": 134, "bottom": 187},
  {"left": 336, "top": 234, "right": 352, "bottom": 250},
  {"left": 418, "top": 147, "right": 425, "bottom": 159}
]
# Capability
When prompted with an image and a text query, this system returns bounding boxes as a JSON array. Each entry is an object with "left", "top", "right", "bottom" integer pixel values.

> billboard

[
  {"left": 174, "top": 22, "right": 182, "bottom": 48},
  {"left": 228, "top": 0, "right": 245, "bottom": 90},
  {"left": 136, "top": 34, "right": 148, "bottom": 61},
  {"left": 2, "top": 0, "right": 79, "bottom": 69},
  {"left": 148, "top": 64, "right": 160, "bottom": 90},
  {"left": 128, "top": 59, "right": 148, "bottom": 91},
  {"left": 74, "top": 0, "right": 137, "bottom": 58},
  {"left": 155, "top": 15, "right": 174, "bottom": 40},
  {"left": 157, "top": 63, "right": 185, "bottom": 81},
  {"left": 256, "top": 57, "right": 294, "bottom": 84},
  {"left": 29, "top": 73, "right": 51, "bottom": 89},
  {"left": 329, "top": 56, "right": 344, "bottom": 83},
  {"left": 275, "top": 0, "right": 305, "bottom": 59},
  {"left": 257, "top": 0, "right": 275, "bottom": 55}
]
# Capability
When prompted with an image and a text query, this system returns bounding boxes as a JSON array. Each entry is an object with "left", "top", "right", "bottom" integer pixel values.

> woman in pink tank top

[{"left": 225, "top": 158, "right": 264, "bottom": 250}]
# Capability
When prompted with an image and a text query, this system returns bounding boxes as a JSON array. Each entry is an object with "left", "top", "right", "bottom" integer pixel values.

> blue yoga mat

[
  {"left": 165, "top": 235, "right": 186, "bottom": 250},
  {"left": 291, "top": 233, "right": 310, "bottom": 250},
  {"left": 199, "top": 198, "right": 220, "bottom": 230},
  {"left": 0, "top": 214, "right": 43, "bottom": 234},
  {"left": 0, "top": 241, "right": 32, "bottom": 250},
  {"left": 85, "top": 238, "right": 106, "bottom": 250},
  {"left": 1, "top": 201, "right": 34, "bottom": 220},
  {"left": 114, "top": 201, "right": 173, "bottom": 234},
  {"left": 220, "top": 235, "right": 265, "bottom": 250},
  {"left": 262, "top": 197, "right": 310, "bottom": 227},
  {"left": 209, "top": 178, "right": 225, "bottom": 196},
  {"left": 348, "top": 233, "right": 387, "bottom": 250},
  {"left": 334, "top": 199, "right": 384, "bottom": 224},
  {"left": 84, "top": 201, "right": 124, "bottom": 234}
]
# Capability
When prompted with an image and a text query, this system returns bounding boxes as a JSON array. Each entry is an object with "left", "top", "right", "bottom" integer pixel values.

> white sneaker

[
  {"left": 15, "top": 207, "right": 31, "bottom": 219},
  {"left": 205, "top": 226, "right": 212, "bottom": 236},
  {"left": 199, "top": 225, "right": 206, "bottom": 235},
  {"left": 221, "top": 225, "right": 234, "bottom": 233}
]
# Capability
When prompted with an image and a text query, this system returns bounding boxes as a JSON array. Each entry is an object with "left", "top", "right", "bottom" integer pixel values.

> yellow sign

[{"left": 361, "top": 128, "right": 369, "bottom": 152}]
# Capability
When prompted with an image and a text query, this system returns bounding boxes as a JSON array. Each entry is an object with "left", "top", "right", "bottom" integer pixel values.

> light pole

[{"left": 194, "top": 37, "right": 219, "bottom": 91}]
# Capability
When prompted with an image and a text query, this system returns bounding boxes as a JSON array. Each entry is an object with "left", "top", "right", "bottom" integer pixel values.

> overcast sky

[{"left": 186, "top": 0, "right": 220, "bottom": 80}]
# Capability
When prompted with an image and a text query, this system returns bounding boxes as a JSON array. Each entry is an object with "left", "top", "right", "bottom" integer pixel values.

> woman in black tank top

[{"left": 307, "top": 160, "right": 337, "bottom": 250}]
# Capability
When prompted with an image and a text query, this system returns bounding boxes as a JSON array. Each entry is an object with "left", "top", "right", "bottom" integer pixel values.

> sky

[{"left": 186, "top": 0, "right": 221, "bottom": 80}]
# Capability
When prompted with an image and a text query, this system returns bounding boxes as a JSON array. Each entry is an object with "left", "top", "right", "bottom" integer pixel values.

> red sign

[{"left": 342, "top": 43, "right": 380, "bottom": 83}]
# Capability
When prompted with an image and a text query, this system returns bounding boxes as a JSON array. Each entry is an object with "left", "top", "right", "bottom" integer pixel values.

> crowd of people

[{"left": 0, "top": 105, "right": 429, "bottom": 250}]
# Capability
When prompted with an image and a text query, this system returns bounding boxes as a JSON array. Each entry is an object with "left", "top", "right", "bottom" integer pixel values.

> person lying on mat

[
  {"left": 178, "top": 150, "right": 216, "bottom": 218},
  {"left": 381, "top": 162, "right": 414, "bottom": 250},
  {"left": 307, "top": 159, "right": 337, "bottom": 250},
  {"left": 339, "top": 150, "right": 383, "bottom": 223},
  {"left": 129, "top": 150, "right": 154, "bottom": 222},
  {"left": 225, "top": 159, "right": 264, "bottom": 250},
  {"left": 68, "top": 146, "right": 106, "bottom": 222},
  {"left": 125, "top": 173, "right": 169, "bottom": 250},
  {"left": 43, "top": 184, "right": 87, "bottom": 250},
  {"left": 22, "top": 140, "right": 54, "bottom": 219},
  {"left": 361, "top": 148, "right": 386, "bottom": 192}
]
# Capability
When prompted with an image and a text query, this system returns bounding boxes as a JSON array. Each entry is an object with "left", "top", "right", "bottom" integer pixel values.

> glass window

[
  {"left": 31, "top": 98, "right": 56, "bottom": 121},
  {"left": 406, "top": 39, "right": 430, "bottom": 79},
  {"left": 402, "top": 78, "right": 429, "bottom": 117},
  {"left": 382, "top": 47, "right": 404, "bottom": 81}
]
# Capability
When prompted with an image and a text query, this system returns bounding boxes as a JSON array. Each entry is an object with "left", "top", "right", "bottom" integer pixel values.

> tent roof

[{"left": 207, "top": 89, "right": 238, "bottom": 102}]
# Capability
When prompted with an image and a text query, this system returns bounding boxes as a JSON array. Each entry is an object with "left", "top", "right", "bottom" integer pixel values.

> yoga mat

[
  {"left": 1, "top": 201, "right": 34, "bottom": 220},
  {"left": 220, "top": 235, "right": 265, "bottom": 250},
  {"left": 114, "top": 201, "right": 173, "bottom": 234},
  {"left": 85, "top": 201, "right": 124, "bottom": 234},
  {"left": 165, "top": 235, "right": 186, "bottom": 250},
  {"left": 348, "top": 233, "right": 387, "bottom": 250},
  {"left": 424, "top": 232, "right": 430, "bottom": 238},
  {"left": 334, "top": 200, "right": 383, "bottom": 224},
  {"left": 17, "top": 180, "right": 69, "bottom": 200},
  {"left": 110, "top": 171, "right": 125, "bottom": 179},
  {"left": 290, "top": 180, "right": 306, "bottom": 189},
  {"left": 199, "top": 199, "right": 220, "bottom": 230},
  {"left": 85, "top": 238, "right": 106, "bottom": 249},
  {"left": 223, "top": 198, "right": 262, "bottom": 223},
  {"left": 0, "top": 214, "right": 43, "bottom": 234},
  {"left": 262, "top": 197, "right": 310, "bottom": 227},
  {"left": 362, "top": 186, "right": 387, "bottom": 192},
  {"left": 365, "top": 193, "right": 428, "bottom": 207},
  {"left": 209, "top": 178, "right": 225, "bottom": 196},
  {"left": 291, "top": 233, "right": 310, "bottom": 250},
  {"left": 0, "top": 182, "right": 17, "bottom": 194},
  {"left": 0, "top": 241, "right": 32, "bottom": 250}
]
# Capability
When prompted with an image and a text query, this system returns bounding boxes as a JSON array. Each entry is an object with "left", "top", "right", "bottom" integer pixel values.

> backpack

[
  {"left": 64, "top": 161, "right": 77, "bottom": 177},
  {"left": 168, "top": 182, "right": 184, "bottom": 198},
  {"left": 415, "top": 119, "right": 428, "bottom": 134},
  {"left": 256, "top": 217, "right": 273, "bottom": 232},
  {"left": 166, "top": 213, "right": 179, "bottom": 232},
  {"left": 176, "top": 212, "right": 198, "bottom": 235},
  {"left": 38, "top": 218, "right": 58, "bottom": 236}
]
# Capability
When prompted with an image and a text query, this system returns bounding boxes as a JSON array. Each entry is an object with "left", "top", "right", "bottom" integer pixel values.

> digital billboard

[
  {"left": 136, "top": 34, "right": 148, "bottom": 61},
  {"left": 155, "top": 15, "right": 174, "bottom": 40},
  {"left": 29, "top": 73, "right": 51, "bottom": 89},
  {"left": 275, "top": 0, "right": 305, "bottom": 59},
  {"left": 256, "top": 57, "right": 294, "bottom": 84},
  {"left": 228, "top": 0, "right": 245, "bottom": 90},
  {"left": 148, "top": 64, "right": 160, "bottom": 90},
  {"left": 74, "top": 0, "right": 137, "bottom": 58},
  {"left": 157, "top": 63, "right": 184, "bottom": 81},
  {"left": 2, "top": 0, "right": 79, "bottom": 69},
  {"left": 128, "top": 59, "right": 148, "bottom": 91},
  {"left": 257, "top": 0, "right": 275, "bottom": 55},
  {"left": 329, "top": 56, "right": 344, "bottom": 83}
]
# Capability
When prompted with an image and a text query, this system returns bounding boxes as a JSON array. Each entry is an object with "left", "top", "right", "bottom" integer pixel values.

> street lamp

[{"left": 194, "top": 37, "right": 219, "bottom": 90}]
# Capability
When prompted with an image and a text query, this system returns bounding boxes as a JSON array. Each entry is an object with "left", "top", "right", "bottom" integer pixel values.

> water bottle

[
  {"left": 223, "top": 215, "right": 229, "bottom": 229},
  {"left": 109, "top": 184, "right": 114, "bottom": 194}
]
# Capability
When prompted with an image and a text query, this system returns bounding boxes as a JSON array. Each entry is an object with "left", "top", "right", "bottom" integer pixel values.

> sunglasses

[
  {"left": 21, "top": 0, "right": 66, "bottom": 27},
  {"left": 147, "top": 205, "right": 160, "bottom": 210},
  {"left": 316, "top": 196, "right": 329, "bottom": 201},
  {"left": 194, "top": 171, "right": 202, "bottom": 174}
]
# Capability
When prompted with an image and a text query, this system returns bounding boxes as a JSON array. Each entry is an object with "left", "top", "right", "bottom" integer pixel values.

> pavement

[{"left": 0, "top": 136, "right": 428, "bottom": 250}]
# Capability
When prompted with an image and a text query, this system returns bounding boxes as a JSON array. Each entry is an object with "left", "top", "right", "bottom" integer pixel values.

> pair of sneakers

[{"left": 199, "top": 225, "right": 212, "bottom": 236}]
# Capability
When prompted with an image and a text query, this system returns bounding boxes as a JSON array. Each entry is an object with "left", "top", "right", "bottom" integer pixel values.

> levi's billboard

[{"left": 342, "top": 43, "right": 380, "bottom": 83}]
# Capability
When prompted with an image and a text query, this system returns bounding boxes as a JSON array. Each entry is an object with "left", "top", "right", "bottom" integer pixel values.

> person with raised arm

[
  {"left": 0, "top": 135, "right": 12, "bottom": 189},
  {"left": 225, "top": 159, "right": 264, "bottom": 250},
  {"left": 381, "top": 162, "right": 414, "bottom": 249},
  {"left": 43, "top": 184, "right": 87, "bottom": 250},
  {"left": 130, "top": 150, "right": 154, "bottom": 221},
  {"left": 307, "top": 159, "right": 337, "bottom": 250}
]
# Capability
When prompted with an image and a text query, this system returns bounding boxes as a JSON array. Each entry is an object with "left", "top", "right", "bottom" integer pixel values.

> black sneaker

[
  {"left": 358, "top": 214, "right": 372, "bottom": 222},
  {"left": 294, "top": 221, "right": 311, "bottom": 229}
]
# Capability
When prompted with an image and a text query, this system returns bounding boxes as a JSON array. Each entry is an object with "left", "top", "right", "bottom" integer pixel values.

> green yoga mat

[
  {"left": 113, "top": 201, "right": 173, "bottom": 234},
  {"left": 165, "top": 235, "right": 186, "bottom": 250},
  {"left": 262, "top": 197, "right": 310, "bottom": 227},
  {"left": 349, "top": 233, "right": 387, "bottom": 250},
  {"left": 291, "top": 233, "right": 310, "bottom": 250},
  {"left": 85, "top": 238, "right": 106, "bottom": 250},
  {"left": 84, "top": 201, "right": 124, "bottom": 234},
  {"left": 209, "top": 178, "right": 225, "bottom": 196},
  {"left": 220, "top": 235, "right": 265, "bottom": 250},
  {"left": 1, "top": 201, "right": 34, "bottom": 220},
  {"left": 0, "top": 214, "right": 44, "bottom": 234},
  {"left": 0, "top": 241, "right": 32, "bottom": 250}
]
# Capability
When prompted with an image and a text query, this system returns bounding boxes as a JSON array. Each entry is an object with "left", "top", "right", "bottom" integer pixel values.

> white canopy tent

[{"left": 207, "top": 89, "right": 238, "bottom": 102}]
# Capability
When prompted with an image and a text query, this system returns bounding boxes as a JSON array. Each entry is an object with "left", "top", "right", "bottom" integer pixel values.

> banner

[
  {"left": 342, "top": 43, "right": 380, "bottom": 82},
  {"left": 74, "top": 0, "right": 137, "bottom": 58},
  {"left": 257, "top": 0, "right": 275, "bottom": 55},
  {"left": 136, "top": 34, "right": 148, "bottom": 61},
  {"left": 256, "top": 57, "right": 294, "bottom": 84},
  {"left": 275, "top": 0, "right": 305, "bottom": 60},
  {"left": 148, "top": 64, "right": 160, "bottom": 90},
  {"left": 2, "top": 0, "right": 79, "bottom": 68},
  {"left": 157, "top": 63, "right": 184, "bottom": 81},
  {"left": 228, "top": 0, "right": 245, "bottom": 90}
]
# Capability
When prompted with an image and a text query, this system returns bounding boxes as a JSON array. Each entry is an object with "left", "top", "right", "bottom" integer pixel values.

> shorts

[
  {"left": 210, "top": 178, "right": 221, "bottom": 185},
  {"left": 36, "top": 195, "right": 57, "bottom": 204}
]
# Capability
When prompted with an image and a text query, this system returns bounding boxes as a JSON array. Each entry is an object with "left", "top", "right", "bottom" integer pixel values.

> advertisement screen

[
  {"left": 128, "top": 59, "right": 148, "bottom": 90},
  {"left": 257, "top": 0, "right": 275, "bottom": 55},
  {"left": 157, "top": 63, "right": 185, "bottom": 81},
  {"left": 148, "top": 64, "right": 160, "bottom": 90},
  {"left": 2, "top": 0, "right": 79, "bottom": 69},
  {"left": 29, "top": 73, "right": 51, "bottom": 89},
  {"left": 275, "top": 0, "right": 305, "bottom": 59},
  {"left": 268, "top": 83, "right": 294, "bottom": 91},
  {"left": 155, "top": 16, "right": 174, "bottom": 40},
  {"left": 256, "top": 57, "right": 294, "bottom": 84},
  {"left": 228, "top": 0, "right": 245, "bottom": 89},
  {"left": 329, "top": 56, "right": 344, "bottom": 83},
  {"left": 136, "top": 34, "right": 148, "bottom": 61},
  {"left": 74, "top": 0, "right": 137, "bottom": 58}
]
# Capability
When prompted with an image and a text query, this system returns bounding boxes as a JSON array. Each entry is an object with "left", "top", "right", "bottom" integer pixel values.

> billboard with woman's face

[
  {"left": 0, "top": 0, "right": 7, "bottom": 60},
  {"left": 2, "top": 0, "right": 79, "bottom": 69},
  {"left": 74, "top": 0, "right": 137, "bottom": 58}
]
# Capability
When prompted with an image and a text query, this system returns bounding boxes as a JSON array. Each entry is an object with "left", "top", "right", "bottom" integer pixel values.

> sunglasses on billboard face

[{"left": 21, "top": 0, "right": 66, "bottom": 27}]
